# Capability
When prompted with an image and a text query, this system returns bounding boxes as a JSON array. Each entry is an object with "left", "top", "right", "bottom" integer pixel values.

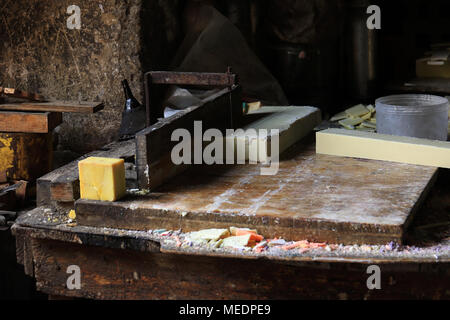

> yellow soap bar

[
  {"left": 316, "top": 129, "right": 450, "bottom": 168},
  {"left": 361, "top": 121, "right": 376, "bottom": 129},
  {"left": 360, "top": 112, "right": 372, "bottom": 121},
  {"left": 330, "top": 111, "right": 347, "bottom": 122},
  {"left": 339, "top": 117, "right": 363, "bottom": 129},
  {"left": 78, "top": 157, "right": 126, "bottom": 201}
]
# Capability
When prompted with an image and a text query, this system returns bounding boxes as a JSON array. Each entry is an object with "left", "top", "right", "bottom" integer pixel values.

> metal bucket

[{"left": 376, "top": 94, "right": 449, "bottom": 141}]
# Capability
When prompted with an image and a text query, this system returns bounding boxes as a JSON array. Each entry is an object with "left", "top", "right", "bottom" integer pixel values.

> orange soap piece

[{"left": 234, "top": 228, "right": 264, "bottom": 242}]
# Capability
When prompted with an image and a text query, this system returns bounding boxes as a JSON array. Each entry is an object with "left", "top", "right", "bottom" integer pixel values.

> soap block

[
  {"left": 330, "top": 111, "right": 347, "bottom": 122},
  {"left": 316, "top": 128, "right": 450, "bottom": 168},
  {"left": 361, "top": 121, "right": 376, "bottom": 129},
  {"left": 189, "top": 228, "right": 230, "bottom": 242},
  {"left": 221, "top": 235, "right": 252, "bottom": 249},
  {"left": 338, "top": 117, "right": 364, "bottom": 129},
  {"left": 345, "top": 104, "right": 370, "bottom": 118},
  {"left": 78, "top": 157, "right": 126, "bottom": 201},
  {"left": 360, "top": 112, "right": 372, "bottom": 121},
  {"left": 227, "top": 106, "right": 322, "bottom": 163}
]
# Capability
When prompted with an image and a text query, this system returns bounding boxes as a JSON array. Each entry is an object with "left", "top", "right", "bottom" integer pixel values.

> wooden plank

[
  {"left": 0, "top": 111, "right": 62, "bottom": 133},
  {"left": 0, "top": 87, "right": 46, "bottom": 102},
  {"left": 136, "top": 85, "right": 242, "bottom": 190},
  {"left": 36, "top": 162, "right": 79, "bottom": 206},
  {"left": 14, "top": 232, "right": 450, "bottom": 299},
  {"left": 316, "top": 129, "right": 450, "bottom": 168},
  {"left": 50, "top": 175, "right": 80, "bottom": 203},
  {"left": 0, "top": 101, "right": 104, "bottom": 113},
  {"left": 148, "top": 71, "right": 237, "bottom": 87},
  {"left": 13, "top": 205, "right": 450, "bottom": 265},
  {"left": 75, "top": 140, "right": 438, "bottom": 245}
]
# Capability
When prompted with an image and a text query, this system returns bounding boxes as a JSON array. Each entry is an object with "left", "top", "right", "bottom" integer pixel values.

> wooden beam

[
  {"left": 50, "top": 175, "right": 80, "bottom": 203},
  {"left": 147, "top": 71, "right": 237, "bottom": 87},
  {"left": 136, "top": 85, "right": 242, "bottom": 190},
  {"left": 12, "top": 228, "right": 450, "bottom": 299},
  {"left": 316, "top": 129, "right": 450, "bottom": 168},
  {"left": 0, "top": 87, "right": 46, "bottom": 102},
  {"left": 144, "top": 70, "right": 239, "bottom": 127},
  {"left": 0, "top": 101, "right": 104, "bottom": 113},
  {"left": 0, "top": 111, "right": 62, "bottom": 133}
]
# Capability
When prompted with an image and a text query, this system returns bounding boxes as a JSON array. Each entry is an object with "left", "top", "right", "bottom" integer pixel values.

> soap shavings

[{"left": 330, "top": 104, "right": 377, "bottom": 132}]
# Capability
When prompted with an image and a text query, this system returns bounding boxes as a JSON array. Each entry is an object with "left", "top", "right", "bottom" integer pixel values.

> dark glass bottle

[
  {"left": 118, "top": 79, "right": 146, "bottom": 140},
  {"left": 122, "top": 79, "right": 142, "bottom": 111}
]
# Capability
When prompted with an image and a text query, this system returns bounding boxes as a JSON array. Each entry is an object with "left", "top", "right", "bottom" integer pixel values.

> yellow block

[
  {"left": 78, "top": 157, "right": 126, "bottom": 201},
  {"left": 338, "top": 117, "right": 363, "bottom": 129},
  {"left": 316, "top": 129, "right": 450, "bottom": 168}
]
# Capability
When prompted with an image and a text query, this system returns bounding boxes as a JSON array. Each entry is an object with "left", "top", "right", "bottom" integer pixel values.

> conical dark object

[
  {"left": 122, "top": 79, "right": 141, "bottom": 111},
  {"left": 118, "top": 79, "right": 147, "bottom": 140}
]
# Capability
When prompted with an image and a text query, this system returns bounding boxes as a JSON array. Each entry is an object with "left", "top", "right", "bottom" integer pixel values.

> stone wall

[{"left": 0, "top": 0, "right": 181, "bottom": 153}]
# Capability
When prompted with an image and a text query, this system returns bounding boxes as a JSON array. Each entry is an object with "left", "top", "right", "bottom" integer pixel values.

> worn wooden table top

[
  {"left": 11, "top": 206, "right": 450, "bottom": 300},
  {"left": 76, "top": 138, "right": 439, "bottom": 245},
  {"left": 10, "top": 135, "right": 450, "bottom": 300}
]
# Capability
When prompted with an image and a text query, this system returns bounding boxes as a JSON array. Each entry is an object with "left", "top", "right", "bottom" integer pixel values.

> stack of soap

[
  {"left": 78, "top": 157, "right": 126, "bottom": 202},
  {"left": 225, "top": 106, "right": 322, "bottom": 163},
  {"left": 330, "top": 104, "right": 376, "bottom": 132}
]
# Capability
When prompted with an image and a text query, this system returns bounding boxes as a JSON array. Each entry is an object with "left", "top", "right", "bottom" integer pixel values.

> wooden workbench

[
  {"left": 11, "top": 203, "right": 450, "bottom": 300},
  {"left": 11, "top": 136, "right": 450, "bottom": 299},
  {"left": 75, "top": 137, "right": 438, "bottom": 245}
]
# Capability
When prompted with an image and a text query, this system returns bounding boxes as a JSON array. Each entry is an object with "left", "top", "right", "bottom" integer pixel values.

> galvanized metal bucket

[{"left": 376, "top": 94, "right": 449, "bottom": 141}]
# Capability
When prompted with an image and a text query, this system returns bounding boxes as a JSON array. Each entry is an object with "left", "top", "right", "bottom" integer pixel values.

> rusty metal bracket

[{"left": 144, "top": 70, "right": 239, "bottom": 127}]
